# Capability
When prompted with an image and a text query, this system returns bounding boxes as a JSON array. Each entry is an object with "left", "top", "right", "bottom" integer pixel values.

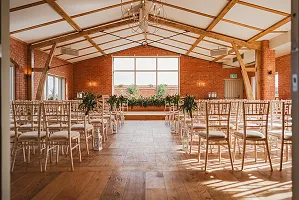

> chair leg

[
  {"left": 56, "top": 145, "right": 59, "bottom": 163},
  {"left": 189, "top": 133, "right": 193, "bottom": 154},
  {"left": 44, "top": 143, "right": 49, "bottom": 172},
  {"left": 233, "top": 136, "right": 237, "bottom": 162},
  {"left": 237, "top": 138, "right": 241, "bottom": 154},
  {"left": 198, "top": 137, "right": 201, "bottom": 162},
  {"left": 254, "top": 142, "right": 257, "bottom": 162},
  {"left": 78, "top": 138, "right": 82, "bottom": 162},
  {"left": 22, "top": 144, "right": 26, "bottom": 163},
  {"left": 204, "top": 139, "right": 209, "bottom": 172},
  {"left": 227, "top": 139, "right": 234, "bottom": 171},
  {"left": 11, "top": 142, "right": 18, "bottom": 172},
  {"left": 218, "top": 145, "right": 221, "bottom": 163},
  {"left": 265, "top": 140, "right": 273, "bottom": 171},
  {"left": 280, "top": 139, "right": 284, "bottom": 171},
  {"left": 286, "top": 143, "right": 289, "bottom": 162},
  {"left": 27, "top": 144, "right": 31, "bottom": 163},
  {"left": 38, "top": 145, "right": 43, "bottom": 172},
  {"left": 69, "top": 143, "right": 74, "bottom": 171},
  {"left": 241, "top": 140, "right": 246, "bottom": 171},
  {"left": 85, "top": 132, "right": 89, "bottom": 155}
]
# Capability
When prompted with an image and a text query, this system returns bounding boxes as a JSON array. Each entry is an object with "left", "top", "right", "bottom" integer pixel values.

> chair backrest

[
  {"left": 282, "top": 101, "right": 292, "bottom": 137},
  {"left": 12, "top": 100, "right": 42, "bottom": 135},
  {"left": 43, "top": 101, "right": 71, "bottom": 139},
  {"left": 243, "top": 101, "right": 270, "bottom": 138},
  {"left": 206, "top": 102, "right": 231, "bottom": 138},
  {"left": 68, "top": 100, "right": 86, "bottom": 124}
]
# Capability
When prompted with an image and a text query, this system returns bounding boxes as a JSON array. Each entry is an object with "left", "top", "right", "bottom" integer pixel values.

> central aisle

[{"left": 11, "top": 121, "right": 292, "bottom": 200}]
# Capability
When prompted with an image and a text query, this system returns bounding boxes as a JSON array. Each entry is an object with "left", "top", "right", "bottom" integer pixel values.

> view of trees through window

[
  {"left": 44, "top": 75, "right": 65, "bottom": 100},
  {"left": 113, "top": 57, "right": 179, "bottom": 97}
]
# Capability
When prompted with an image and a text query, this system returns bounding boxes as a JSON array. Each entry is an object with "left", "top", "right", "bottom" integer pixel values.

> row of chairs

[
  {"left": 10, "top": 99, "right": 125, "bottom": 172},
  {"left": 166, "top": 99, "right": 292, "bottom": 171}
]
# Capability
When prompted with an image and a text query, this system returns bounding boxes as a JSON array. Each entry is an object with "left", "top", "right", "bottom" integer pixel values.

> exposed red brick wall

[
  {"left": 10, "top": 38, "right": 28, "bottom": 100},
  {"left": 276, "top": 54, "right": 291, "bottom": 99},
  {"left": 73, "top": 46, "right": 242, "bottom": 99},
  {"left": 260, "top": 41, "right": 276, "bottom": 100},
  {"left": 10, "top": 37, "right": 73, "bottom": 100},
  {"left": 33, "top": 50, "right": 73, "bottom": 100}
]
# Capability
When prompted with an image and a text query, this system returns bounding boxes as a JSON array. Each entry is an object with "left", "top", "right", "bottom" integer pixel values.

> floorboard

[{"left": 10, "top": 121, "right": 292, "bottom": 200}]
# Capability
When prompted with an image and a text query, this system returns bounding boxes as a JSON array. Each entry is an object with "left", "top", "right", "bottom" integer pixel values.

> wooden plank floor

[{"left": 11, "top": 121, "right": 292, "bottom": 200}]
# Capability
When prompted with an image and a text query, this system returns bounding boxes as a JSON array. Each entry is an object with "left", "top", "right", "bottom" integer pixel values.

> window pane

[
  {"left": 136, "top": 58, "right": 156, "bottom": 70},
  {"left": 157, "top": 58, "right": 179, "bottom": 70},
  {"left": 54, "top": 77, "right": 59, "bottom": 100},
  {"left": 47, "top": 76, "right": 54, "bottom": 100},
  {"left": 136, "top": 72, "right": 156, "bottom": 85},
  {"left": 158, "top": 72, "right": 178, "bottom": 85},
  {"left": 275, "top": 73, "right": 279, "bottom": 98},
  {"left": 114, "top": 57, "right": 134, "bottom": 70},
  {"left": 114, "top": 72, "right": 134, "bottom": 86}
]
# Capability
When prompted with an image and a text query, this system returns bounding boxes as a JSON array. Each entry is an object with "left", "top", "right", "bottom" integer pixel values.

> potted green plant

[
  {"left": 180, "top": 95, "right": 197, "bottom": 118},
  {"left": 173, "top": 94, "right": 180, "bottom": 110},
  {"left": 107, "top": 95, "right": 118, "bottom": 111},
  {"left": 79, "top": 92, "right": 102, "bottom": 115}
]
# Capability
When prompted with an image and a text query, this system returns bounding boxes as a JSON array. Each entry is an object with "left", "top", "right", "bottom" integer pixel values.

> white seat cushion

[
  {"left": 18, "top": 131, "right": 46, "bottom": 141},
  {"left": 50, "top": 131, "right": 80, "bottom": 140},
  {"left": 20, "top": 123, "right": 39, "bottom": 128},
  {"left": 269, "top": 123, "right": 282, "bottom": 130},
  {"left": 90, "top": 119, "right": 107, "bottom": 124},
  {"left": 189, "top": 123, "right": 206, "bottom": 129},
  {"left": 71, "top": 123, "right": 93, "bottom": 130},
  {"left": 198, "top": 131, "right": 226, "bottom": 138},
  {"left": 269, "top": 130, "right": 292, "bottom": 140},
  {"left": 49, "top": 124, "right": 68, "bottom": 128},
  {"left": 234, "top": 130, "right": 265, "bottom": 139}
]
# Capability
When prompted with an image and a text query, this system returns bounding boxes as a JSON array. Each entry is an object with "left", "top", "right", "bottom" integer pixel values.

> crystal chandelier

[{"left": 121, "top": 0, "right": 166, "bottom": 34}]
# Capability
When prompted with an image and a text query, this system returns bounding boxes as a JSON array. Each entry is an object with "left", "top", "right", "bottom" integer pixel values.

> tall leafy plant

[
  {"left": 107, "top": 95, "right": 118, "bottom": 110},
  {"left": 157, "top": 84, "right": 167, "bottom": 98},
  {"left": 180, "top": 95, "right": 197, "bottom": 118},
  {"left": 127, "top": 84, "right": 139, "bottom": 96},
  {"left": 79, "top": 92, "right": 102, "bottom": 115}
]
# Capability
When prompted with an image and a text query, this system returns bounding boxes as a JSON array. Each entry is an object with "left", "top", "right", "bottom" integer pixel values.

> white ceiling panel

[
  {"left": 197, "top": 41, "right": 227, "bottom": 50},
  {"left": 164, "top": 0, "right": 228, "bottom": 16},
  {"left": 204, "top": 37, "right": 232, "bottom": 48},
  {"left": 101, "top": 35, "right": 143, "bottom": 50},
  {"left": 171, "top": 34, "right": 196, "bottom": 45},
  {"left": 242, "top": 0, "right": 291, "bottom": 14},
  {"left": 276, "top": 22, "right": 291, "bottom": 31},
  {"left": 10, "top": 4, "right": 63, "bottom": 32},
  {"left": 213, "top": 21, "right": 260, "bottom": 40},
  {"left": 12, "top": 21, "right": 74, "bottom": 43},
  {"left": 70, "top": 52, "right": 103, "bottom": 63},
  {"left": 155, "top": 39, "right": 191, "bottom": 50},
  {"left": 163, "top": 6, "right": 213, "bottom": 29},
  {"left": 161, "top": 25, "right": 200, "bottom": 38},
  {"left": 149, "top": 43, "right": 186, "bottom": 55},
  {"left": 79, "top": 47, "right": 98, "bottom": 56},
  {"left": 224, "top": 4, "right": 285, "bottom": 30},
  {"left": 273, "top": 42, "right": 291, "bottom": 57},
  {"left": 106, "top": 43, "right": 139, "bottom": 55},
  {"left": 93, "top": 29, "right": 139, "bottom": 44},
  {"left": 69, "top": 41, "right": 91, "bottom": 50},
  {"left": 73, "top": 7, "right": 122, "bottom": 29},
  {"left": 57, "top": 54, "right": 77, "bottom": 60},
  {"left": 193, "top": 47, "right": 212, "bottom": 56},
  {"left": 188, "top": 52, "right": 213, "bottom": 61},
  {"left": 57, "top": 0, "right": 128, "bottom": 16},
  {"left": 10, "top": 0, "right": 42, "bottom": 9},
  {"left": 58, "top": 37, "right": 87, "bottom": 47},
  {"left": 257, "top": 33, "right": 281, "bottom": 41}
]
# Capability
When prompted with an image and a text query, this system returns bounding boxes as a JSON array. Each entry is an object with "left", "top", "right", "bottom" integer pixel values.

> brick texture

[
  {"left": 276, "top": 54, "right": 291, "bottom": 99},
  {"left": 260, "top": 40, "right": 276, "bottom": 100},
  {"left": 10, "top": 38, "right": 74, "bottom": 100},
  {"left": 73, "top": 45, "right": 242, "bottom": 99}
]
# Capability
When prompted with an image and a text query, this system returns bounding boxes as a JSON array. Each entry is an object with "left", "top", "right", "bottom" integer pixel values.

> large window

[
  {"left": 44, "top": 75, "right": 65, "bottom": 100},
  {"left": 113, "top": 57, "right": 179, "bottom": 97}
]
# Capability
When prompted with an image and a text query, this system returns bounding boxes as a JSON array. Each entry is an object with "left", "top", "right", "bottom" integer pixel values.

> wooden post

[
  {"left": 35, "top": 43, "right": 57, "bottom": 100},
  {"left": 255, "top": 50, "right": 261, "bottom": 99},
  {"left": 292, "top": 0, "right": 299, "bottom": 199},
  {"left": 27, "top": 49, "right": 34, "bottom": 100},
  {"left": 231, "top": 43, "right": 254, "bottom": 100}
]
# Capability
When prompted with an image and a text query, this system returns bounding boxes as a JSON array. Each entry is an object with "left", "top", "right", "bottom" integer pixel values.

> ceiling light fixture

[{"left": 121, "top": 0, "right": 166, "bottom": 34}]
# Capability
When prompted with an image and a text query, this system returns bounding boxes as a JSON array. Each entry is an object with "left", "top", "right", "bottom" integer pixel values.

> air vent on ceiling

[
  {"left": 61, "top": 47, "right": 79, "bottom": 56},
  {"left": 210, "top": 48, "right": 228, "bottom": 57}
]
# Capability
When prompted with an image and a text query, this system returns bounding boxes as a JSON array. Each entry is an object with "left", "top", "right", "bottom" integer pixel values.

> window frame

[
  {"left": 44, "top": 74, "right": 66, "bottom": 100},
  {"left": 10, "top": 63, "right": 15, "bottom": 101},
  {"left": 112, "top": 56, "right": 180, "bottom": 95}
]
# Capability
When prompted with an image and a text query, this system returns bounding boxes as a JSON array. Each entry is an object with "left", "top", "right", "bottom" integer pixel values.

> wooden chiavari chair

[
  {"left": 43, "top": 101, "right": 81, "bottom": 171},
  {"left": 232, "top": 102, "right": 273, "bottom": 171},
  {"left": 69, "top": 100, "right": 94, "bottom": 155},
  {"left": 11, "top": 101, "right": 45, "bottom": 172},
  {"left": 198, "top": 102, "right": 234, "bottom": 171},
  {"left": 268, "top": 101, "right": 292, "bottom": 170}
]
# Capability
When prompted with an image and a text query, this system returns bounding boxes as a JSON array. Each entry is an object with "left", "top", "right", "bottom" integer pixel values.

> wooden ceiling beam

[
  {"left": 45, "top": 0, "right": 106, "bottom": 55},
  {"left": 186, "top": 0, "right": 239, "bottom": 55},
  {"left": 151, "top": 16, "right": 261, "bottom": 49},
  {"left": 237, "top": 1, "right": 290, "bottom": 17},
  {"left": 248, "top": 16, "right": 291, "bottom": 42},
  {"left": 10, "top": 0, "right": 55, "bottom": 12},
  {"left": 30, "top": 18, "right": 131, "bottom": 49},
  {"left": 10, "top": 0, "right": 138, "bottom": 35}
]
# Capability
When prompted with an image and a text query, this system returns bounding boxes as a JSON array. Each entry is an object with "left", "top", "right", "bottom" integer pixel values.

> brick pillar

[{"left": 258, "top": 40, "right": 276, "bottom": 100}]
